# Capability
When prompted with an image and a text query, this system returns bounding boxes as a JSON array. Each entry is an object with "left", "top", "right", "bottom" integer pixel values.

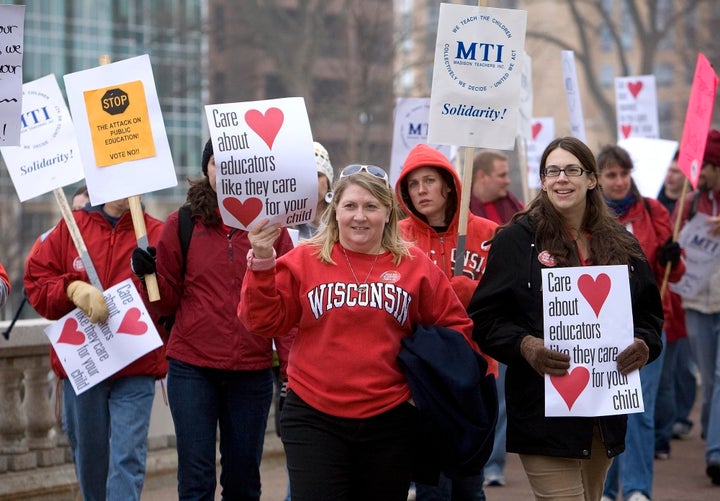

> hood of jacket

[{"left": 395, "top": 144, "right": 462, "bottom": 234}]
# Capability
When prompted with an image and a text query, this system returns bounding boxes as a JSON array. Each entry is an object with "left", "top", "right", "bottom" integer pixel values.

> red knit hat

[{"left": 704, "top": 129, "right": 720, "bottom": 167}]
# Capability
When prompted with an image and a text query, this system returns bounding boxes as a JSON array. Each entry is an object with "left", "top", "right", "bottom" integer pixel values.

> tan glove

[
  {"left": 67, "top": 281, "right": 109, "bottom": 323},
  {"left": 617, "top": 338, "right": 649, "bottom": 375},
  {"left": 520, "top": 336, "right": 570, "bottom": 376}
]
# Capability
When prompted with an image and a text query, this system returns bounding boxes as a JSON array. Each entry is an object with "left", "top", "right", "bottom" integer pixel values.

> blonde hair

[{"left": 304, "top": 172, "right": 411, "bottom": 265}]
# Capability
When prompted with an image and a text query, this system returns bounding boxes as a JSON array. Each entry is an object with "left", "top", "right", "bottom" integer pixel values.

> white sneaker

[{"left": 626, "top": 492, "right": 650, "bottom": 501}]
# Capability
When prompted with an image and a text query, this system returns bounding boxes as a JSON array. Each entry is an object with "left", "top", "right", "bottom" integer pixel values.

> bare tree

[{"left": 526, "top": 0, "right": 716, "bottom": 138}]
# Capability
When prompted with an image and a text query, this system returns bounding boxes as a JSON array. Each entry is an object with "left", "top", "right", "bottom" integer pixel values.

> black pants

[{"left": 281, "top": 390, "right": 418, "bottom": 501}]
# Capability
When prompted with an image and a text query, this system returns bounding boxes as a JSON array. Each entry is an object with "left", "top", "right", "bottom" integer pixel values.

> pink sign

[{"left": 678, "top": 53, "right": 718, "bottom": 189}]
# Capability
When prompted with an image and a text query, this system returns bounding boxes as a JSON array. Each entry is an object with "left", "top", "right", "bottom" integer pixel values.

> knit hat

[
  {"left": 704, "top": 129, "right": 720, "bottom": 167},
  {"left": 314, "top": 142, "right": 334, "bottom": 184},
  {"left": 201, "top": 139, "right": 213, "bottom": 176}
]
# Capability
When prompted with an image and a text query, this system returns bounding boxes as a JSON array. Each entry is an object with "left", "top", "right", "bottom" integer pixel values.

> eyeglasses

[
  {"left": 542, "top": 165, "right": 591, "bottom": 177},
  {"left": 339, "top": 164, "right": 390, "bottom": 186}
]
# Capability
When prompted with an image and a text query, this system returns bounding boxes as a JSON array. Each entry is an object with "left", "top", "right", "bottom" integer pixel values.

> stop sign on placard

[{"left": 101, "top": 88, "right": 129, "bottom": 115}]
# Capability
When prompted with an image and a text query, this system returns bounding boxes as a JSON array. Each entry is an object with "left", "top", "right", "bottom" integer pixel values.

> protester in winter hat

[
  {"left": 671, "top": 128, "right": 720, "bottom": 486},
  {"left": 294, "top": 141, "right": 335, "bottom": 240},
  {"left": 131, "top": 139, "right": 296, "bottom": 499}
]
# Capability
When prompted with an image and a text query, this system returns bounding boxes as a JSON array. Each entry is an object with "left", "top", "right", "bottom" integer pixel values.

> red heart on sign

[
  {"left": 532, "top": 122, "right": 542, "bottom": 140},
  {"left": 550, "top": 366, "right": 590, "bottom": 410},
  {"left": 117, "top": 307, "right": 148, "bottom": 335},
  {"left": 627, "top": 81, "right": 643, "bottom": 98},
  {"left": 223, "top": 197, "right": 263, "bottom": 227},
  {"left": 58, "top": 318, "right": 86, "bottom": 345},
  {"left": 621, "top": 124, "right": 632, "bottom": 138},
  {"left": 245, "top": 107, "right": 284, "bottom": 149},
  {"left": 577, "top": 273, "right": 611, "bottom": 317}
]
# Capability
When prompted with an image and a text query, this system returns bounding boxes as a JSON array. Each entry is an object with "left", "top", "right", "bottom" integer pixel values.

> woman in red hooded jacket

[{"left": 395, "top": 143, "right": 498, "bottom": 501}]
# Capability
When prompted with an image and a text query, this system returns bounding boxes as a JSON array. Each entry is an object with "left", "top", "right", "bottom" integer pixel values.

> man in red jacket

[{"left": 24, "top": 197, "right": 165, "bottom": 501}]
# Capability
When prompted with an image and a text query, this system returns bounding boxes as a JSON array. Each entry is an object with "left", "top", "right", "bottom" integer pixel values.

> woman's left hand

[
  {"left": 248, "top": 218, "right": 282, "bottom": 259},
  {"left": 616, "top": 338, "right": 649, "bottom": 375}
]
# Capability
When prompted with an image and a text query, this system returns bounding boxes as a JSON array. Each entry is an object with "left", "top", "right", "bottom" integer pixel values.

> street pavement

[{"left": 144, "top": 399, "right": 718, "bottom": 500}]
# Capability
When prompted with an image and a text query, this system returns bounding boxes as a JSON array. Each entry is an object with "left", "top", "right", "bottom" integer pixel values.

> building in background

[
  {"left": 206, "top": 0, "right": 395, "bottom": 170},
  {"left": 0, "top": 0, "right": 205, "bottom": 318}
]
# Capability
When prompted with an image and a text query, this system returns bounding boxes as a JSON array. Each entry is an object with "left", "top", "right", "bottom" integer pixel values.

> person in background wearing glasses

[
  {"left": 468, "top": 137, "right": 663, "bottom": 501},
  {"left": 395, "top": 143, "right": 497, "bottom": 500},
  {"left": 596, "top": 144, "right": 685, "bottom": 501},
  {"left": 238, "top": 163, "right": 477, "bottom": 501}
]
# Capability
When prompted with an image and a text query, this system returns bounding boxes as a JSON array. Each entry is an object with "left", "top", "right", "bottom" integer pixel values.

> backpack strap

[{"left": 177, "top": 204, "right": 194, "bottom": 278}]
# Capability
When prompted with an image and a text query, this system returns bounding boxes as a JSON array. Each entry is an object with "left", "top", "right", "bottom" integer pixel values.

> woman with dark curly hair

[{"left": 132, "top": 139, "right": 295, "bottom": 500}]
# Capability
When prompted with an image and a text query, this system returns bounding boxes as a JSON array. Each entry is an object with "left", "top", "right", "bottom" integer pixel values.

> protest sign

[
  {"left": 670, "top": 213, "right": 720, "bottom": 298},
  {"left": 427, "top": 4, "right": 527, "bottom": 150},
  {"left": 615, "top": 75, "right": 659, "bottom": 140},
  {"left": 0, "top": 4, "right": 25, "bottom": 145},
  {"left": 617, "top": 137, "right": 678, "bottom": 198},
  {"left": 389, "top": 97, "right": 455, "bottom": 185},
  {"left": 44, "top": 279, "right": 162, "bottom": 395},
  {"left": 63, "top": 54, "right": 177, "bottom": 205},
  {"left": 677, "top": 53, "right": 718, "bottom": 189},
  {"left": 204, "top": 97, "right": 316, "bottom": 229},
  {"left": 516, "top": 51, "right": 533, "bottom": 142},
  {"left": 542, "top": 265, "right": 643, "bottom": 417},
  {"left": 561, "top": 51, "right": 586, "bottom": 142},
  {"left": 0, "top": 75, "right": 84, "bottom": 201},
  {"left": 526, "top": 117, "right": 554, "bottom": 190}
]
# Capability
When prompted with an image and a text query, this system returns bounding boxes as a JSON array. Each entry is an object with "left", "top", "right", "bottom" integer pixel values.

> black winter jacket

[{"left": 468, "top": 216, "right": 663, "bottom": 459}]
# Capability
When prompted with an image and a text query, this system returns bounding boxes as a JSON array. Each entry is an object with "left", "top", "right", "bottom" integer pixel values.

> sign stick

[
  {"left": 452, "top": 0, "right": 486, "bottom": 277},
  {"left": 659, "top": 179, "right": 690, "bottom": 298},
  {"left": 52, "top": 187, "right": 102, "bottom": 290},
  {"left": 98, "top": 54, "right": 160, "bottom": 301}
]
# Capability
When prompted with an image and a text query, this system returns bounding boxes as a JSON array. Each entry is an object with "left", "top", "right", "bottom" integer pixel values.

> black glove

[
  {"left": 131, "top": 246, "right": 156, "bottom": 280},
  {"left": 658, "top": 238, "right": 681, "bottom": 266}
]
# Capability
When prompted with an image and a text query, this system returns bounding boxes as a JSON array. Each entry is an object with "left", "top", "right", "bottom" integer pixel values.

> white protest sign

[
  {"left": 44, "top": 279, "right": 163, "bottom": 395},
  {"left": 526, "top": 117, "right": 554, "bottom": 190},
  {"left": 561, "top": 51, "right": 586, "bottom": 142},
  {"left": 0, "top": 4, "right": 25, "bottom": 145},
  {"left": 428, "top": 4, "right": 527, "bottom": 150},
  {"left": 63, "top": 54, "right": 177, "bottom": 205},
  {"left": 204, "top": 97, "right": 316, "bottom": 229},
  {"left": 617, "top": 137, "right": 678, "bottom": 198},
  {"left": 389, "top": 97, "right": 456, "bottom": 186},
  {"left": 542, "top": 265, "right": 643, "bottom": 417},
  {"left": 615, "top": 75, "right": 659, "bottom": 140},
  {"left": 670, "top": 213, "right": 720, "bottom": 298},
  {"left": 516, "top": 51, "right": 533, "bottom": 142},
  {"left": 0, "top": 75, "right": 84, "bottom": 201}
]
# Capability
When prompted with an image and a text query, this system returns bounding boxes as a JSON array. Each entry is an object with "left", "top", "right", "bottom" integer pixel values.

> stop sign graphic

[{"left": 101, "top": 88, "right": 129, "bottom": 115}]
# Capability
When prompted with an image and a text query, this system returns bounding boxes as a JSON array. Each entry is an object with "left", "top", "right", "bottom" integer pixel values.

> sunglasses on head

[{"left": 339, "top": 164, "right": 390, "bottom": 186}]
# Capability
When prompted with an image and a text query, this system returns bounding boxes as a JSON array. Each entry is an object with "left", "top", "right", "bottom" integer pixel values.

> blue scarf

[{"left": 605, "top": 193, "right": 636, "bottom": 217}]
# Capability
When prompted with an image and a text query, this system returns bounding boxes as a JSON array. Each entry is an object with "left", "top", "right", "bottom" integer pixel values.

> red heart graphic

[
  {"left": 627, "top": 81, "right": 643, "bottom": 98},
  {"left": 223, "top": 197, "right": 263, "bottom": 227},
  {"left": 117, "top": 307, "right": 148, "bottom": 335},
  {"left": 58, "top": 318, "right": 86, "bottom": 345},
  {"left": 550, "top": 366, "right": 590, "bottom": 410},
  {"left": 531, "top": 122, "right": 542, "bottom": 140},
  {"left": 621, "top": 124, "right": 632, "bottom": 138},
  {"left": 577, "top": 273, "right": 611, "bottom": 317},
  {"left": 245, "top": 107, "right": 284, "bottom": 149}
]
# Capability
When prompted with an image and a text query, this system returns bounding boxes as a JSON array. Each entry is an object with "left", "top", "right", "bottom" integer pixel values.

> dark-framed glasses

[
  {"left": 542, "top": 165, "right": 590, "bottom": 177},
  {"left": 339, "top": 164, "right": 390, "bottom": 186}
]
